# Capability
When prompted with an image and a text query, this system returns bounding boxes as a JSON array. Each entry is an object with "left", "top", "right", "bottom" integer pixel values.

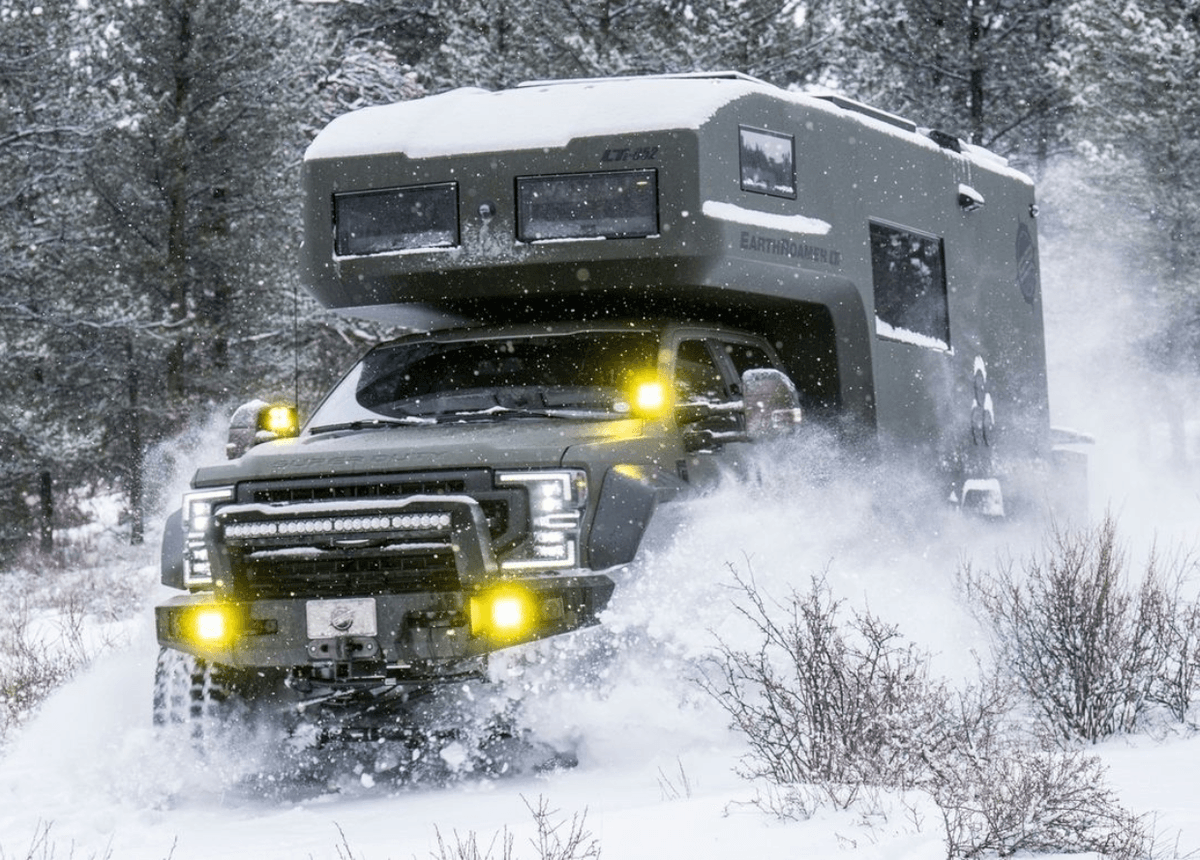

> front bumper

[
  {"left": 158, "top": 490, "right": 614, "bottom": 684},
  {"left": 154, "top": 571, "right": 614, "bottom": 680}
]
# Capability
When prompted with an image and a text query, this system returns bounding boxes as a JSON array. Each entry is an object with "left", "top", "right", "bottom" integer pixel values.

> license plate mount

[{"left": 306, "top": 597, "right": 378, "bottom": 638}]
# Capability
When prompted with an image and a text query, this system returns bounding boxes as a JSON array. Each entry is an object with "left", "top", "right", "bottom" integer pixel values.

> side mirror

[
  {"left": 742, "top": 368, "right": 802, "bottom": 440},
  {"left": 226, "top": 399, "right": 301, "bottom": 459},
  {"left": 677, "top": 369, "right": 802, "bottom": 450}
]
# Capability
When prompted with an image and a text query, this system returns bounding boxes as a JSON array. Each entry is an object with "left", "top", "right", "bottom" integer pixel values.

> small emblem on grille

[{"left": 330, "top": 607, "right": 356, "bottom": 632}]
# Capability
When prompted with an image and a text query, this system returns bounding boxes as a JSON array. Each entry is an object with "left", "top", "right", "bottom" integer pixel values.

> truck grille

[
  {"left": 247, "top": 478, "right": 467, "bottom": 504},
  {"left": 237, "top": 549, "right": 459, "bottom": 600},
  {"left": 212, "top": 472, "right": 524, "bottom": 600}
]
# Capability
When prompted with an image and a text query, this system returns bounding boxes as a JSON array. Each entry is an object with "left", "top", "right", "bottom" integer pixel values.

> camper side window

[{"left": 869, "top": 221, "right": 950, "bottom": 350}]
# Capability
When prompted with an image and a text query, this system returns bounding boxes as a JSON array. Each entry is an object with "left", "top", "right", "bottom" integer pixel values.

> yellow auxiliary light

[
  {"left": 491, "top": 595, "right": 526, "bottom": 631},
  {"left": 193, "top": 607, "right": 229, "bottom": 643},
  {"left": 632, "top": 379, "right": 667, "bottom": 417},
  {"left": 471, "top": 586, "right": 537, "bottom": 641},
  {"left": 261, "top": 404, "right": 300, "bottom": 438}
]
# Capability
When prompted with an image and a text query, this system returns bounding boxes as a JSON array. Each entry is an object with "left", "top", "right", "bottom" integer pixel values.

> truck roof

[{"left": 303, "top": 72, "right": 1020, "bottom": 180}]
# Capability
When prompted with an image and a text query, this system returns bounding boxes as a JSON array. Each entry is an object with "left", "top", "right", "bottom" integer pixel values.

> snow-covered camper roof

[
  {"left": 304, "top": 72, "right": 1024, "bottom": 182},
  {"left": 301, "top": 72, "right": 1038, "bottom": 336},
  {"left": 305, "top": 74, "right": 770, "bottom": 161}
]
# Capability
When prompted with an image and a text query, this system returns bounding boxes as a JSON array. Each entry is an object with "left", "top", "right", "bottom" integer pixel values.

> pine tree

[
  {"left": 1, "top": 0, "right": 337, "bottom": 551},
  {"left": 0, "top": 1, "right": 100, "bottom": 555},
  {"left": 838, "top": 0, "right": 1070, "bottom": 169},
  {"left": 1053, "top": 0, "right": 1200, "bottom": 464},
  {"left": 416, "top": 0, "right": 838, "bottom": 91}
]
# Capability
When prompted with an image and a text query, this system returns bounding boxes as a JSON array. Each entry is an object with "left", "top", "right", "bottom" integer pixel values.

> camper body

[{"left": 154, "top": 74, "right": 1077, "bottom": 736}]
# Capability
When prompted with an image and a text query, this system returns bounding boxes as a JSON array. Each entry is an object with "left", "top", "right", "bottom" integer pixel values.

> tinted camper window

[
  {"left": 739, "top": 127, "right": 796, "bottom": 199},
  {"left": 869, "top": 221, "right": 950, "bottom": 349}
]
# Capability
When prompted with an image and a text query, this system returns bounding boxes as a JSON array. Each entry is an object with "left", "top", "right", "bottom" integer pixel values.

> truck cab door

[{"left": 671, "top": 336, "right": 752, "bottom": 489}]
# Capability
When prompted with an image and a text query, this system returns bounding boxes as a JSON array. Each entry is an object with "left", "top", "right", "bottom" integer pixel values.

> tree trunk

[
  {"left": 128, "top": 337, "right": 145, "bottom": 546},
  {"left": 165, "top": 7, "right": 193, "bottom": 399},
  {"left": 968, "top": 0, "right": 985, "bottom": 145},
  {"left": 38, "top": 469, "right": 53, "bottom": 554}
]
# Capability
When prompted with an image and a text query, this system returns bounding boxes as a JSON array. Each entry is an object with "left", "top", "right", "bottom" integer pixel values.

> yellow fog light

[
  {"left": 471, "top": 586, "right": 536, "bottom": 641},
  {"left": 190, "top": 607, "right": 234, "bottom": 644},
  {"left": 491, "top": 595, "right": 525, "bottom": 631}
]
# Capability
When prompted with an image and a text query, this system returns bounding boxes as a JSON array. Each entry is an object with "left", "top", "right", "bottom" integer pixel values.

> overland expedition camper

[{"left": 154, "top": 73, "right": 1082, "bottom": 751}]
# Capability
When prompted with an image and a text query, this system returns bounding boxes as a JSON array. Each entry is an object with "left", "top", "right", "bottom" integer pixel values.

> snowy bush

[
  {"left": 704, "top": 564, "right": 1154, "bottom": 857},
  {"left": 961, "top": 515, "right": 1199, "bottom": 741},
  {"left": 1153, "top": 595, "right": 1200, "bottom": 725},
  {"left": 701, "top": 568, "right": 952, "bottom": 809},
  {"left": 0, "top": 598, "right": 91, "bottom": 744},
  {"left": 930, "top": 733, "right": 1149, "bottom": 858},
  {"left": 0, "top": 536, "right": 155, "bottom": 747},
  {"left": 425, "top": 796, "right": 600, "bottom": 860},
  {"left": 0, "top": 820, "right": 113, "bottom": 860}
]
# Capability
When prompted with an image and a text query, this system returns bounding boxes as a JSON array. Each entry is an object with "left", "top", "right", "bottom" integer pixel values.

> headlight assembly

[
  {"left": 496, "top": 470, "right": 587, "bottom": 571},
  {"left": 182, "top": 487, "right": 234, "bottom": 589}
]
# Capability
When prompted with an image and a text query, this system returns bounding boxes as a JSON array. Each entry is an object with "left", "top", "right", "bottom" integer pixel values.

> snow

[
  {"left": 304, "top": 77, "right": 764, "bottom": 161},
  {"left": 5, "top": 115, "right": 1200, "bottom": 860},
  {"left": 701, "top": 200, "right": 832, "bottom": 235},
  {"left": 874, "top": 316, "right": 951, "bottom": 352},
  {"left": 6, "top": 416, "right": 1198, "bottom": 859},
  {"left": 0, "top": 470, "right": 968, "bottom": 859}
]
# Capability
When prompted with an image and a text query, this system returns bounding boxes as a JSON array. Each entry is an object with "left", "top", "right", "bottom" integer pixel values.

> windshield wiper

[
  {"left": 307, "top": 417, "right": 431, "bottom": 435},
  {"left": 444, "top": 405, "right": 624, "bottom": 421}
]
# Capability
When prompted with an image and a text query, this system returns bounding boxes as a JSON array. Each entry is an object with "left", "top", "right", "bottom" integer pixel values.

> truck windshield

[{"left": 311, "top": 331, "right": 661, "bottom": 425}]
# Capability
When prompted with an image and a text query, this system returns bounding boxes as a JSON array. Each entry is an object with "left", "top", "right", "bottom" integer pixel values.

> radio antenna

[{"left": 292, "top": 276, "right": 300, "bottom": 410}]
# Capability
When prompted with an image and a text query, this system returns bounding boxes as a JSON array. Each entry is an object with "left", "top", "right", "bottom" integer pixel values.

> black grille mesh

[{"left": 237, "top": 549, "right": 459, "bottom": 600}]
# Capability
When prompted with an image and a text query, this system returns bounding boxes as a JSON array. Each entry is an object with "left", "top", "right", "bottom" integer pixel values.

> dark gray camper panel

[{"left": 302, "top": 73, "right": 1053, "bottom": 512}]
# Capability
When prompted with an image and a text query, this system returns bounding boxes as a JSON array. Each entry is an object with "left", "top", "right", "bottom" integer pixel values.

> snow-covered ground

[
  {"left": 2, "top": 436, "right": 1197, "bottom": 859},
  {"left": 3, "top": 187, "right": 1200, "bottom": 860}
]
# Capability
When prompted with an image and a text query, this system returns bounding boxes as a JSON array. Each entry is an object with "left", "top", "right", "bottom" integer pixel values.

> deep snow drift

[
  {"left": 3, "top": 166, "right": 1200, "bottom": 860},
  {"left": 3, "top": 428, "right": 1198, "bottom": 860}
]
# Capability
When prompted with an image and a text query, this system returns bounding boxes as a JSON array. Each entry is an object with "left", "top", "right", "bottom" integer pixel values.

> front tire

[{"left": 152, "top": 647, "right": 235, "bottom": 734}]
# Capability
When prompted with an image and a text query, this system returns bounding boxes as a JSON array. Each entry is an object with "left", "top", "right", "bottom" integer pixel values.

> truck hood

[{"left": 192, "top": 417, "right": 651, "bottom": 485}]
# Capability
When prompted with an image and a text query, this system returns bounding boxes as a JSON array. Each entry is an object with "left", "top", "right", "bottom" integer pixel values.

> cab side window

[
  {"left": 674, "top": 338, "right": 744, "bottom": 443},
  {"left": 674, "top": 339, "right": 728, "bottom": 402},
  {"left": 721, "top": 341, "right": 775, "bottom": 380}
]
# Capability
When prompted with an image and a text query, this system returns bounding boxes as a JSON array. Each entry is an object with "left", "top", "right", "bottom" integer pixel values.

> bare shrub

[
  {"left": 1147, "top": 570, "right": 1200, "bottom": 726},
  {"left": 0, "top": 536, "right": 154, "bottom": 746},
  {"left": 704, "top": 563, "right": 1153, "bottom": 857},
  {"left": 4, "top": 539, "right": 154, "bottom": 624},
  {"left": 931, "top": 736, "right": 1150, "bottom": 858},
  {"left": 961, "top": 515, "right": 1195, "bottom": 742},
  {"left": 0, "top": 598, "right": 93, "bottom": 744},
  {"left": 428, "top": 795, "right": 600, "bottom": 860},
  {"left": 701, "top": 567, "right": 958, "bottom": 810},
  {"left": 656, "top": 758, "right": 692, "bottom": 801},
  {"left": 0, "top": 821, "right": 113, "bottom": 860}
]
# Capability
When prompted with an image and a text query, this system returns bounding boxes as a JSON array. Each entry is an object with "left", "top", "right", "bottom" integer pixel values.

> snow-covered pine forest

[
  {"left": 3, "top": 1, "right": 1200, "bottom": 858},
  {"left": 2, "top": 0, "right": 1198, "bottom": 542}
]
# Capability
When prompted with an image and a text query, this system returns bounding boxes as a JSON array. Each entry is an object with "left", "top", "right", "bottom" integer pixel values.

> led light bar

[{"left": 222, "top": 511, "right": 454, "bottom": 541}]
